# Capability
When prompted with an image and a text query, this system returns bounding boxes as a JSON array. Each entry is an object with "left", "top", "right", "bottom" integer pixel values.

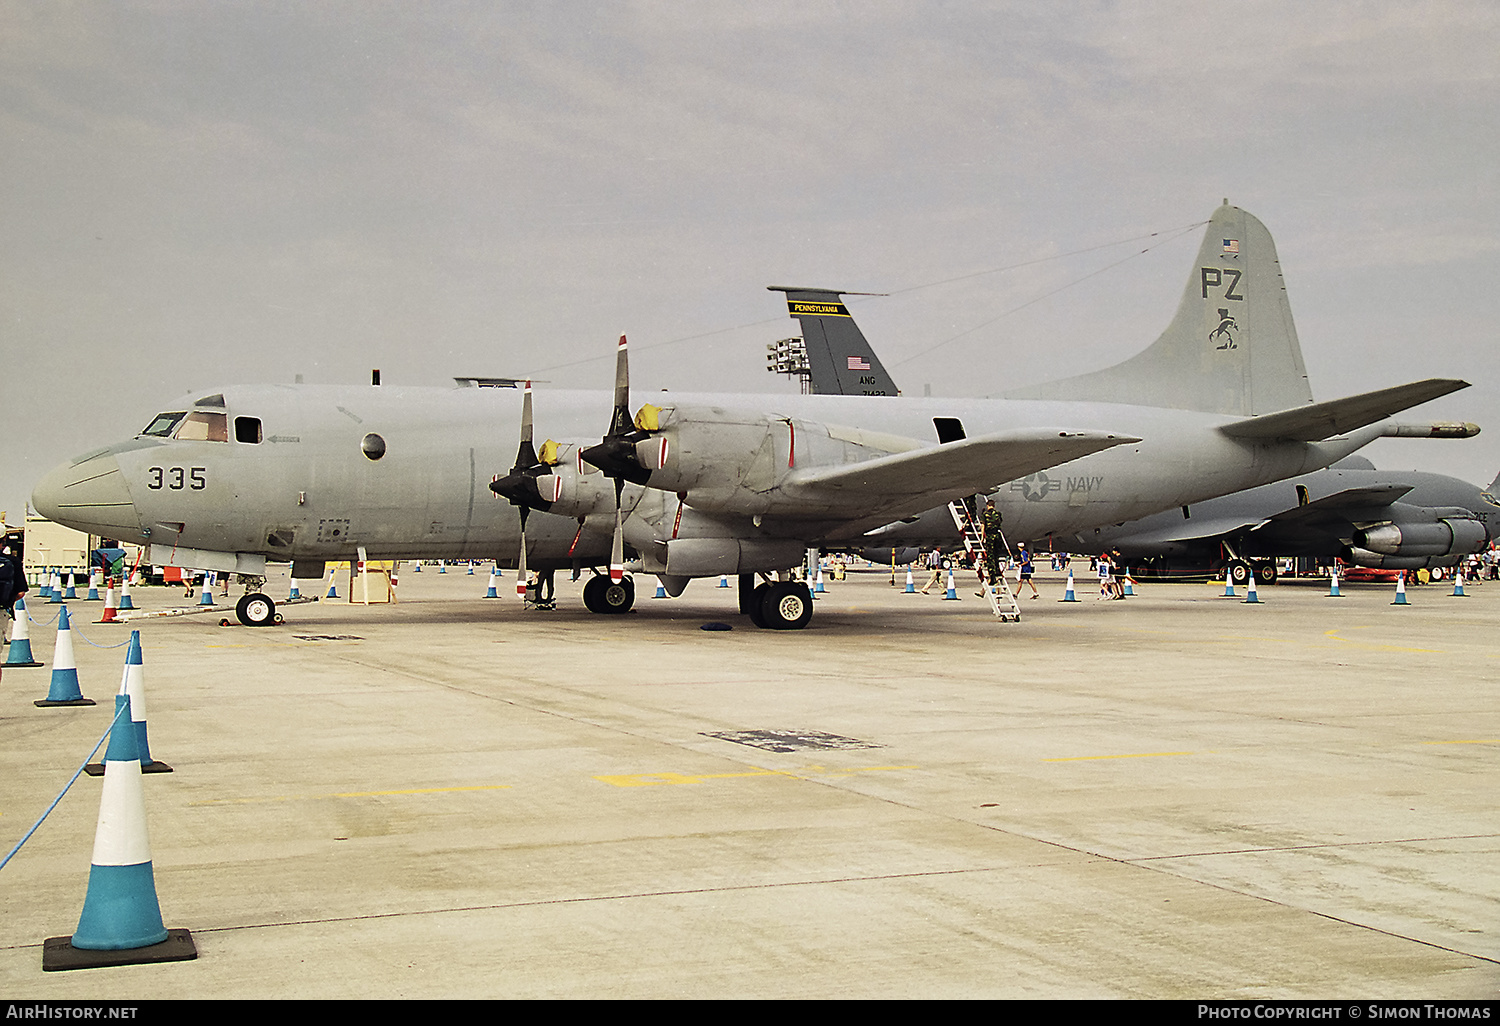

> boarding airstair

[{"left": 948, "top": 499, "right": 1021, "bottom": 622}]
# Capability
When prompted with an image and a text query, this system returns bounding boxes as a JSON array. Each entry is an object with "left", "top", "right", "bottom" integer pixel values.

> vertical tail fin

[
  {"left": 769, "top": 286, "right": 900, "bottom": 396},
  {"left": 1004, "top": 205, "right": 1313, "bottom": 415}
]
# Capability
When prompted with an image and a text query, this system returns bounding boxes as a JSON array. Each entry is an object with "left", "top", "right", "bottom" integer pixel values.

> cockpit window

[
  {"left": 1482, "top": 491, "right": 1500, "bottom": 509},
  {"left": 141, "top": 412, "right": 187, "bottom": 438},
  {"left": 174, "top": 410, "right": 229, "bottom": 442},
  {"left": 235, "top": 417, "right": 262, "bottom": 444}
]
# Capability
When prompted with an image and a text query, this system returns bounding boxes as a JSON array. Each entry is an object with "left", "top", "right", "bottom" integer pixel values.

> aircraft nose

[{"left": 31, "top": 448, "right": 142, "bottom": 539}]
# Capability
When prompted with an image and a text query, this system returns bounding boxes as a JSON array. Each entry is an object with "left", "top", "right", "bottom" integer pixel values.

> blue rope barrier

[{"left": 0, "top": 701, "right": 128, "bottom": 873}]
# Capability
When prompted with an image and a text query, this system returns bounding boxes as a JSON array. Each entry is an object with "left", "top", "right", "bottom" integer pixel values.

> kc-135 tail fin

[{"left": 769, "top": 286, "right": 900, "bottom": 397}]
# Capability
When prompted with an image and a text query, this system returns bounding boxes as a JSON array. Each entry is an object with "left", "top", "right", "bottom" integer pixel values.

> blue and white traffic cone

[
  {"left": 1122, "top": 576, "right": 1135, "bottom": 597},
  {"left": 467, "top": 563, "right": 475, "bottom": 575},
  {"left": 1452, "top": 571, "right": 1468, "bottom": 597},
  {"left": 718, "top": 575, "right": 729, "bottom": 588},
  {"left": 38, "top": 571, "right": 52, "bottom": 599},
  {"left": 1328, "top": 567, "right": 1343, "bottom": 598},
  {"left": 36, "top": 607, "right": 94, "bottom": 706},
  {"left": 413, "top": 561, "right": 422, "bottom": 572},
  {"left": 86, "top": 571, "right": 101, "bottom": 601},
  {"left": 325, "top": 572, "right": 339, "bottom": 599},
  {"left": 904, "top": 569, "right": 915, "bottom": 593},
  {"left": 653, "top": 581, "right": 667, "bottom": 599},
  {"left": 943, "top": 568, "right": 959, "bottom": 600},
  {"left": 197, "top": 574, "right": 215, "bottom": 606},
  {"left": 5, "top": 596, "right": 44, "bottom": 666},
  {"left": 813, "top": 567, "right": 826, "bottom": 594},
  {"left": 485, "top": 570, "right": 499, "bottom": 599},
  {"left": 121, "top": 632, "right": 167, "bottom": 773},
  {"left": 288, "top": 578, "right": 300, "bottom": 600},
  {"left": 1221, "top": 570, "right": 1236, "bottom": 598},
  {"left": 1061, "top": 570, "right": 1079, "bottom": 602},
  {"left": 1243, "top": 575, "right": 1262, "bottom": 604},
  {"left": 438, "top": 563, "right": 447, "bottom": 574},
  {"left": 1392, "top": 574, "right": 1410, "bottom": 606},
  {"left": 48, "top": 692, "right": 195, "bottom": 966},
  {"left": 118, "top": 573, "right": 136, "bottom": 610},
  {"left": 64, "top": 573, "right": 78, "bottom": 600},
  {"left": 49, "top": 572, "right": 64, "bottom": 604}
]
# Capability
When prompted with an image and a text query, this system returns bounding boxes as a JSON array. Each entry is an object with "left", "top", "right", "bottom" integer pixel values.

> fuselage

[{"left": 31, "top": 382, "right": 1389, "bottom": 574}]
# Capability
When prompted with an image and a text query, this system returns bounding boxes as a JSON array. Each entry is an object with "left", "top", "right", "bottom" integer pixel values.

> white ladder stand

[{"left": 948, "top": 500, "right": 1021, "bottom": 622}]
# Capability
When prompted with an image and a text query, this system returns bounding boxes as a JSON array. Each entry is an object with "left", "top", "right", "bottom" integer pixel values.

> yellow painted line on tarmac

[
  {"left": 1044, "top": 751, "right": 1197, "bottom": 762},
  {"left": 1423, "top": 739, "right": 1500, "bottom": 746},
  {"left": 190, "top": 784, "right": 512, "bottom": 806},
  {"left": 596, "top": 764, "right": 917, "bottom": 787},
  {"left": 1323, "top": 627, "right": 1443, "bottom": 653}
]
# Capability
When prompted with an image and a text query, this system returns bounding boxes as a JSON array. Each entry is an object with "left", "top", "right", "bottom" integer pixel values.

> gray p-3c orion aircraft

[{"left": 32, "top": 204, "right": 1467, "bottom": 629}]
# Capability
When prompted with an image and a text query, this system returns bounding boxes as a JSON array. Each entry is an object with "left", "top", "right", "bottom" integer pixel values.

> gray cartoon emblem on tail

[{"left": 1210, "top": 308, "right": 1238, "bottom": 350}]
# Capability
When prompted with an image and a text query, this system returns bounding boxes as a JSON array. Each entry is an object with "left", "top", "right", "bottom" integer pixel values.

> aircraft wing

[
  {"left": 782, "top": 428, "right": 1136, "bottom": 520},
  {"left": 1255, "top": 484, "right": 1413, "bottom": 528},
  {"left": 1218, "top": 379, "right": 1469, "bottom": 442}
]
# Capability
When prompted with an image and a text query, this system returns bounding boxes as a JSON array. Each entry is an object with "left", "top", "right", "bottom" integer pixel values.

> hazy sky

[{"left": 4, "top": 1, "right": 1498, "bottom": 524}]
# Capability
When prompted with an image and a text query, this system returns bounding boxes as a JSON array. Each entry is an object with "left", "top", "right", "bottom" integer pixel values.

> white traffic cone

[
  {"left": 1061, "top": 569, "right": 1079, "bottom": 602},
  {"left": 5, "top": 596, "right": 44, "bottom": 666},
  {"left": 943, "top": 568, "right": 959, "bottom": 600},
  {"left": 485, "top": 569, "right": 499, "bottom": 598},
  {"left": 1452, "top": 571, "right": 1468, "bottom": 597},
  {"left": 904, "top": 569, "right": 915, "bottom": 593},
  {"left": 1328, "top": 566, "right": 1343, "bottom": 598},
  {"left": 1243, "top": 574, "right": 1262, "bottom": 604},
  {"left": 44, "top": 691, "right": 196, "bottom": 969},
  {"left": 36, "top": 606, "right": 94, "bottom": 707},
  {"left": 1393, "top": 574, "right": 1410, "bottom": 605},
  {"left": 86, "top": 570, "right": 101, "bottom": 601},
  {"left": 118, "top": 574, "right": 136, "bottom": 610}
]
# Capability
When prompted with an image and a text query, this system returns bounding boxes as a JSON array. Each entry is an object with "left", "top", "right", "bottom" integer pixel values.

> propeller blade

[
  {"left": 610, "top": 478, "right": 625, "bottom": 583},
  {"left": 517, "top": 507, "right": 530, "bottom": 599},
  {"left": 517, "top": 379, "right": 537, "bottom": 467},
  {"left": 609, "top": 335, "right": 631, "bottom": 436}
]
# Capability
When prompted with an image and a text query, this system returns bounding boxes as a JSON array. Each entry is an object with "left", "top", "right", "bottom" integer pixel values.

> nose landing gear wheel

[{"left": 235, "top": 593, "right": 277, "bottom": 627}]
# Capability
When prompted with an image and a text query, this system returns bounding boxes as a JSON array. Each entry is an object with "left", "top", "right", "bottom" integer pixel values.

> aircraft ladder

[{"left": 948, "top": 500, "right": 1021, "bottom": 622}]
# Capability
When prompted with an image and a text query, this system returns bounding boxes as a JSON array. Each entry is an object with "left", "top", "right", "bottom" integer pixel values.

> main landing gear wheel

[
  {"left": 1253, "top": 561, "right": 1278, "bottom": 586},
  {"left": 759, "top": 581, "right": 813, "bottom": 631},
  {"left": 235, "top": 592, "right": 277, "bottom": 627},
  {"left": 746, "top": 582, "right": 771, "bottom": 628},
  {"left": 1227, "top": 561, "right": 1252, "bottom": 587},
  {"left": 583, "top": 575, "right": 635, "bottom": 614}
]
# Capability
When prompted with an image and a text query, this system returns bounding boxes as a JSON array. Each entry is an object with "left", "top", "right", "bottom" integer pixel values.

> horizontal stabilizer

[
  {"left": 1218, "top": 379, "right": 1469, "bottom": 442},
  {"left": 784, "top": 429, "right": 1136, "bottom": 516}
]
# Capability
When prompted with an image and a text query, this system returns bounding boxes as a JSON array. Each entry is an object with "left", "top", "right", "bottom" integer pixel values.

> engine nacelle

[
  {"left": 1353, "top": 516, "right": 1488, "bottom": 558},
  {"left": 662, "top": 537, "right": 808, "bottom": 577},
  {"left": 642, "top": 404, "right": 919, "bottom": 513},
  {"left": 541, "top": 445, "right": 618, "bottom": 518}
]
